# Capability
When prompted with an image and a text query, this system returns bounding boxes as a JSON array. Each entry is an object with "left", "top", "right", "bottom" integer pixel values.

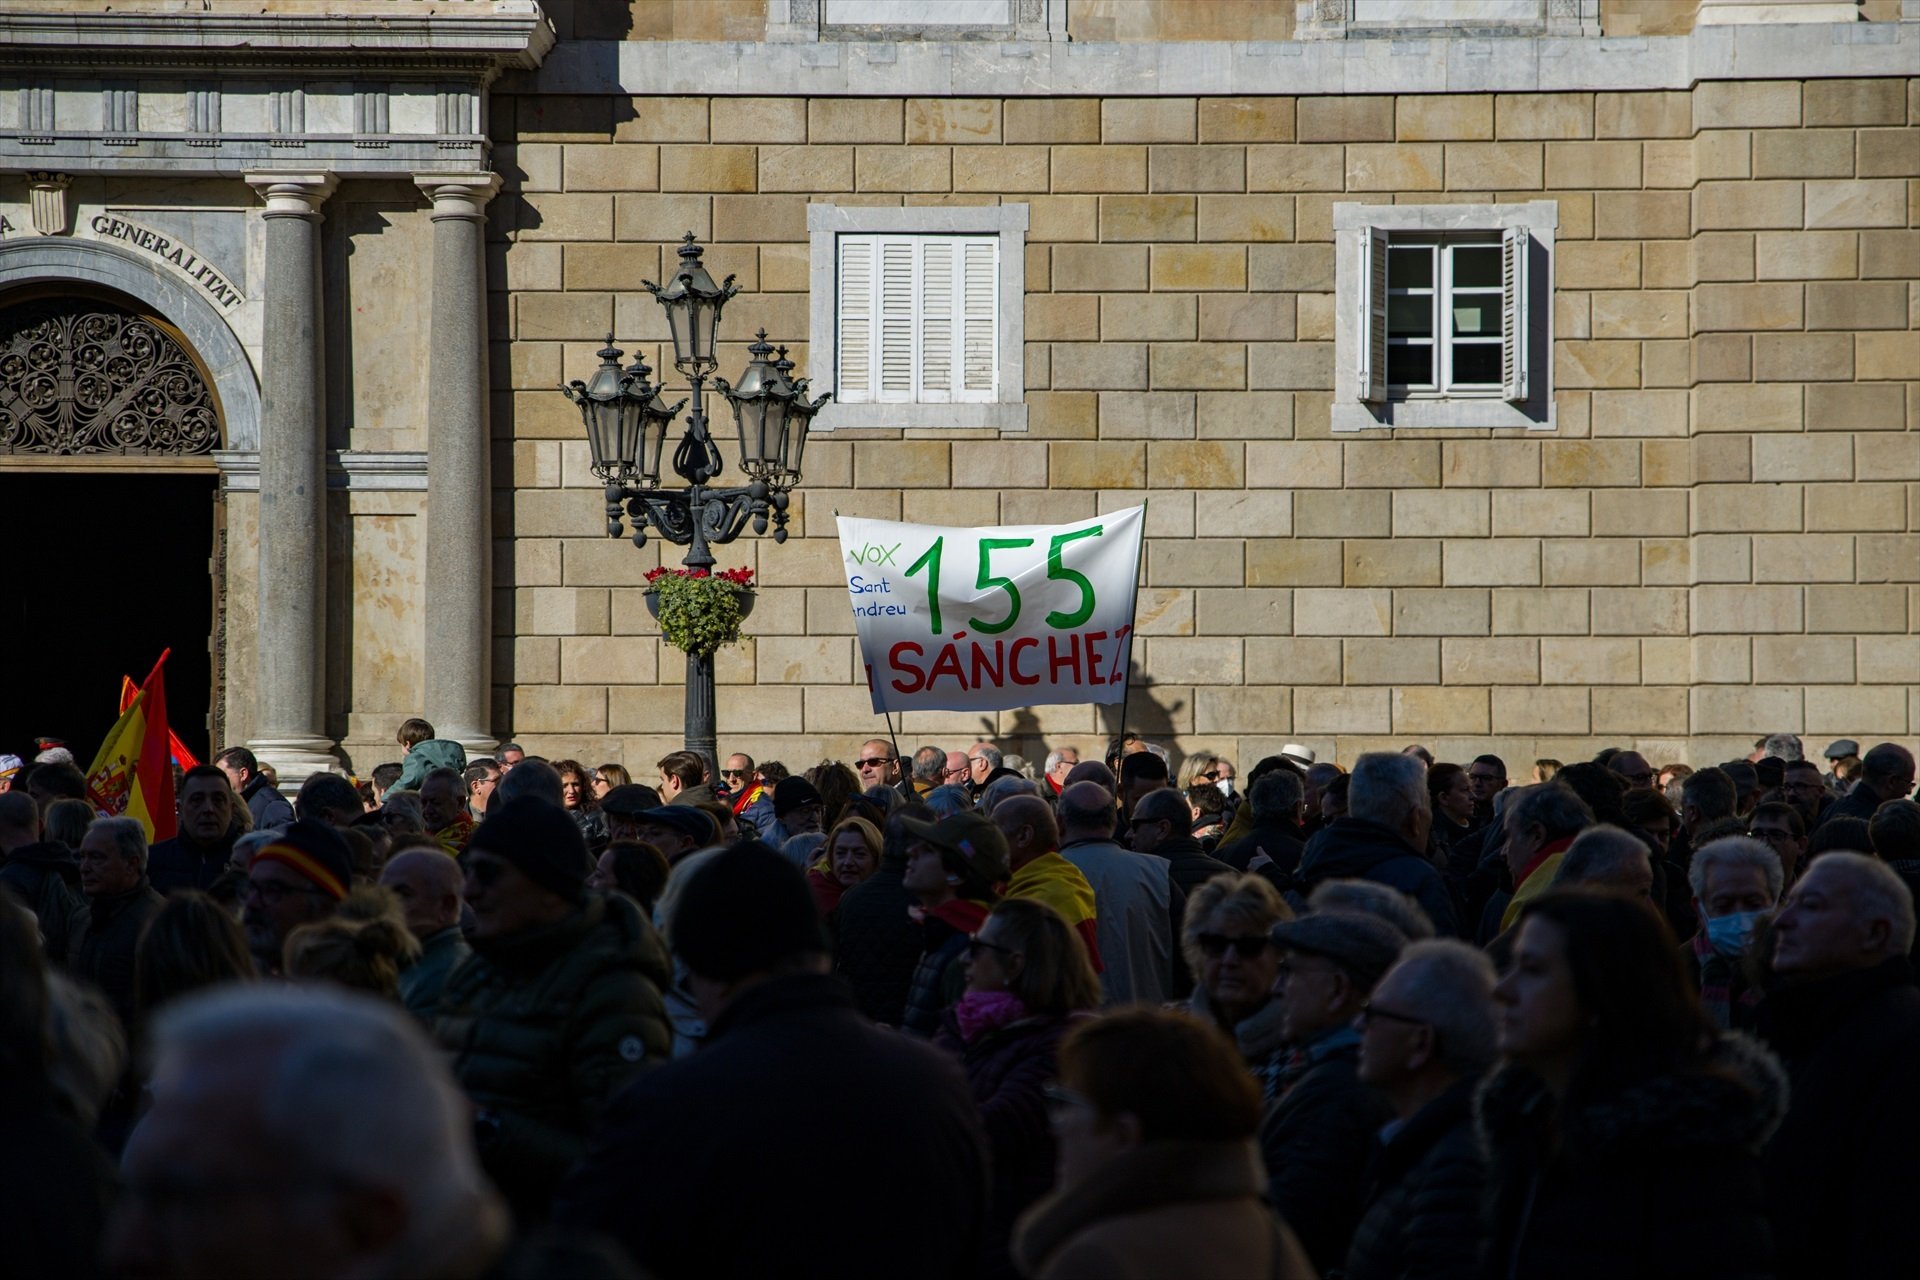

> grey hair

[
  {"left": 1183, "top": 873, "right": 1288, "bottom": 977},
  {"left": 1384, "top": 939, "right": 1499, "bottom": 1076},
  {"left": 1553, "top": 825, "right": 1651, "bottom": 888},
  {"left": 1762, "top": 733, "right": 1804, "bottom": 763},
  {"left": 862, "top": 784, "right": 903, "bottom": 815},
  {"left": 1309, "top": 879, "right": 1435, "bottom": 940},
  {"left": 87, "top": 815, "right": 149, "bottom": 872},
  {"left": 1509, "top": 782, "right": 1594, "bottom": 842},
  {"left": 1688, "top": 835, "right": 1784, "bottom": 904},
  {"left": 923, "top": 785, "right": 973, "bottom": 819},
  {"left": 1143, "top": 741, "right": 1171, "bottom": 767},
  {"left": 970, "top": 743, "right": 1005, "bottom": 771},
  {"left": 494, "top": 758, "right": 564, "bottom": 808},
  {"left": 232, "top": 828, "right": 283, "bottom": 871},
  {"left": 779, "top": 831, "right": 827, "bottom": 871},
  {"left": 1248, "top": 770, "right": 1304, "bottom": 822},
  {"left": 1807, "top": 850, "right": 1917, "bottom": 954},
  {"left": 148, "top": 985, "right": 507, "bottom": 1271},
  {"left": 910, "top": 746, "right": 946, "bottom": 784},
  {"left": 980, "top": 775, "right": 1039, "bottom": 813},
  {"left": 1043, "top": 749, "right": 1073, "bottom": 774},
  {"left": 1348, "top": 752, "right": 1430, "bottom": 831}
]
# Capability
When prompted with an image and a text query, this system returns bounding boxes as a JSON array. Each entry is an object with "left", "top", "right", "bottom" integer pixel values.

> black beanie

[
  {"left": 468, "top": 796, "right": 591, "bottom": 904},
  {"left": 773, "top": 775, "right": 823, "bottom": 818},
  {"left": 672, "top": 841, "right": 826, "bottom": 982}
]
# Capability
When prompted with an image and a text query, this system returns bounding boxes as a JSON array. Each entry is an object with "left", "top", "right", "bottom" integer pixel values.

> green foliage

[{"left": 648, "top": 571, "right": 752, "bottom": 657}]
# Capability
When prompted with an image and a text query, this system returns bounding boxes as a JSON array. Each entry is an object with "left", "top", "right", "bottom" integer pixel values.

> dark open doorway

[{"left": 0, "top": 471, "right": 217, "bottom": 766}]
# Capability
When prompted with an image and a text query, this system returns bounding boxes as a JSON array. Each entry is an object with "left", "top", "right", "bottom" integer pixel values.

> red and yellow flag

[{"left": 87, "top": 651, "right": 179, "bottom": 842}]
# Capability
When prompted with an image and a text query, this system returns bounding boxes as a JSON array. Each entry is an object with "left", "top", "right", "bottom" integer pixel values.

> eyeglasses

[
  {"left": 1747, "top": 827, "right": 1794, "bottom": 844},
  {"left": 967, "top": 934, "right": 1020, "bottom": 960},
  {"left": 855, "top": 757, "right": 893, "bottom": 770},
  {"left": 243, "top": 879, "right": 330, "bottom": 906},
  {"left": 1358, "top": 1002, "right": 1431, "bottom": 1030},
  {"left": 1195, "top": 933, "right": 1273, "bottom": 959},
  {"left": 1469, "top": 771, "right": 1503, "bottom": 784},
  {"left": 944, "top": 766, "right": 970, "bottom": 778},
  {"left": 720, "top": 769, "right": 750, "bottom": 779}
]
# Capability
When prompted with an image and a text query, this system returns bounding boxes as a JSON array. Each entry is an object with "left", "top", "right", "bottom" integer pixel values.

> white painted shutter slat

[
  {"left": 960, "top": 237, "right": 997, "bottom": 401},
  {"left": 920, "top": 238, "right": 955, "bottom": 402},
  {"left": 836, "top": 236, "right": 873, "bottom": 401},
  {"left": 1359, "top": 226, "right": 1388, "bottom": 402},
  {"left": 1501, "top": 225, "right": 1528, "bottom": 403},
  {"left": 878, "top": 237, "right": 916, "bottom": 402}
]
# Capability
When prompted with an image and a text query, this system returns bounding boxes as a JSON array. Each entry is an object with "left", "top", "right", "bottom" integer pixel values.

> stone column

[
  {"left": 244, "top": 172, "right": 339, "bottom": 783},
  {"left": 416, "top": 174, "right": 502, "bottom": 756}
]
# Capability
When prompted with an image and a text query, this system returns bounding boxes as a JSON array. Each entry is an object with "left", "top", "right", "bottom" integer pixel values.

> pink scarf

[{"left": 953, "top": 990, "right": 1028, "bottom": 1043}]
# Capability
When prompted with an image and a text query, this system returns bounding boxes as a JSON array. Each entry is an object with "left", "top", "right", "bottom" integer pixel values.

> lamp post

[{"left": 563, "top": 232, "right": 829, "bottom": 769}]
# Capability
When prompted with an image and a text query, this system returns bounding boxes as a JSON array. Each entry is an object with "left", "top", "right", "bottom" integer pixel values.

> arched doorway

[{"left": 0, "top": 288, "right": 222, "bottom": 764}]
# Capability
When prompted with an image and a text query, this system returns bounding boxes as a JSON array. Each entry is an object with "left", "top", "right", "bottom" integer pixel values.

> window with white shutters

[
  {"left": 834, "top": 233, "right": 1000, "bottom": 406},
  {"left": 807, "top": 203, "right": 1028, "bottom": 432}
]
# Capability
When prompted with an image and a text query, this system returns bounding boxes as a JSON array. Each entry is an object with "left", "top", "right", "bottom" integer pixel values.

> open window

[{"left": 1336, "top": 201, "right": 1556, "bottom": 432}]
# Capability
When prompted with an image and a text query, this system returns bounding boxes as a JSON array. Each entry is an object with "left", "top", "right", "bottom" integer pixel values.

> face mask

[
  {"left": 1216, "top": 778, "right": 1235, "bottom": 798},
  {"left": 1704, "top": 909, "right": 1766, "bottom": 957}
]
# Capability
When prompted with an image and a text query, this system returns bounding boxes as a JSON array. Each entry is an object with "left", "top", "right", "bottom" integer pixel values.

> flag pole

[{"left": 1116, "top": 500, "right": 1146, "bottom": 744}]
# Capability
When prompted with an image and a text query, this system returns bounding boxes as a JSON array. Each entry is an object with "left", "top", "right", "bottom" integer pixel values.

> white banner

[{"left": 836, "top": 507, "right": 1146, "bottom": 714}]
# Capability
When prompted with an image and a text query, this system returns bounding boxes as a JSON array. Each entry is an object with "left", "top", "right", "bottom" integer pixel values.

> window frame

[
  {"left": 807, "top": 202, "right": 1029, "bottom": 433},
  {"left": 1334, "top": 200, "right": 1557, "bottom": 433}
]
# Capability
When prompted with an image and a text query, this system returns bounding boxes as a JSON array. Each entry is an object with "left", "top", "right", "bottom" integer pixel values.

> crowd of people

[{"left": 0, "top": 722, "right": 1916, "bottom": 1280}]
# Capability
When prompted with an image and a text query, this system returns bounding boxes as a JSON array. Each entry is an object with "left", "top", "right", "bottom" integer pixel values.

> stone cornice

[
  {"left": 505, "top": 19, "right": 1914, "bottom": 97},
  {"left": 0, "top": 4, "right": 555, "bottom": 76}
]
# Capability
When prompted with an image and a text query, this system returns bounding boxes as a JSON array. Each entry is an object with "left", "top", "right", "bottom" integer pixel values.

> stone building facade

[{"left": 1, "top": 0, "right": 1914, "bottom": 778}]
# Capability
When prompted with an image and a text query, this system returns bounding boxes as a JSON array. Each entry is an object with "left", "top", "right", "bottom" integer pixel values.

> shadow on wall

[{"left": 977, "top": 677, "right": 1186, "bottom": 765}]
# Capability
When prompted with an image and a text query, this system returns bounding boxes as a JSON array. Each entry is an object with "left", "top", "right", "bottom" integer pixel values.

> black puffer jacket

[
  {"left": 1343, "top": 1075, "right": 1487, "bottom": 1280},
  {"left": 832, "top": 854, "right": 923, "bottom": 1025},
  {"left": 1760, "top": 956, "right": 1920, "bottom": 1280},
  {"left": 435, "top": 892, "right": 672, "bottom": 1224},
  {"left": 0, "top": 842, "right": 87, "bottom": 962},
  {"left": 1297, "top": 818, "right": 1461, "bottom": 938},
  {"left": 1477, "top": 1033, "right": 1786, "bottom": 1280},
  {"left": 1258, "top": 1031, "right": 1393, "bottom": 1274},
  {"left": 1149, "top": 834, "right": 1237, "bottom": 899},
  {"left": 69, "top": 878, "right": 166, "bottom": 1027}
]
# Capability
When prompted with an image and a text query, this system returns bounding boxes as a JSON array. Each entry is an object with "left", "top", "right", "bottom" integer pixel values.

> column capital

[
  {"left": 415, "top": 172, "right": 502, "bottom": 221},
  {"left": 245, "top": 172, "right": 340, "bottom": 219}
]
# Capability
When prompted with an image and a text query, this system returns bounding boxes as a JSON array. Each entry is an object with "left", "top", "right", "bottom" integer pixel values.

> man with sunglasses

[
  {"left": 1259, "top": 911, "right": 1407, "bottom": 1275},
  {"left": 720, "top": 753, "right": 774, "bottom": 838},
  {"left": 1347, "top": 939, "right": 1498, "bottom": 1280},
  {"left": 854, "top": 739, "right": 904, "bottom": 794}
]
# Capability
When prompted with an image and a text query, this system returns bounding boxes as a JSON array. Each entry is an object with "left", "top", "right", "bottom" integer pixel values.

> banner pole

[
  {"left": 1117, "top": 500, "right": 1146, "bottom": 743},
  {"left": 883, "top": 708, "right": 906, "bottom": 787}
]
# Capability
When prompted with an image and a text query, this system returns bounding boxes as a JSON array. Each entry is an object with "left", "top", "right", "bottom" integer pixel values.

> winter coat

[
  {"left": 434, "top": 891, "right": 671, "bottom": 1224},
  {"left": 1477, "top": 1033, "right": 1786, "bottom": 1280},
  {"left": 570, "top": 806, "right": 610, "bottom": 856},
  {"left": 1059, "top": 836, "right": 1183, "bottom": 1006},
  {"left": 665, "top": 781, "right": 718, "bottom": 809},
  {"left": 902, "top": 911, "right": 975, "bottom": 1038},
  {"left": 831, "top": 854, "right": 923, "bottom": 1025},
  {"left": 0, "top": 1082, "right": 118, "bottom": 1280},
  {"left": 1760, "top": 956, "right": 1920, "bottom": 1280},
  {"left": 1148, "top": 834, "right": 1237, "bottom": 899},
  {"left": 1216, "top": 819, "right": 1308, "bottom": 879},
  {"left": 394, "top": 737, "right": 467, "bottom": 793},
  {"left": 1297, "top": 817, "right": 1461, "bottom": 937},
  {"left": 1011, "top": 1139, "right": 1315, "bottom": 1280},
  {"left": 0, "top": 841, "right": 88, "bottom": 961},
  {"left": 1814, "top": 782, "right": 1881, "bottom": 830},
  {"left": 936, "top": 1011, "right": 1079, "bottom": 1280},
  {"left": 553, "top": 973, "right": 989, "bottom": 1280},
  {"left": 146, "top": 827, "right": 239, "bottom": 896},
  {"left": 1343, "top": 1075, "right": 1487, "bottom": 1280},
  {"left": 1258, "top": 1027, "right": 1393, "bottom": 1274},
  {"left": 240, "top": 773, "right": 293, "bottom": 830},
  {"left": 69, "top": 878, "right": 166, "bottom": 1027},
  {"left": 398, "top": 924, "right": 470, "bottom": 1024}
]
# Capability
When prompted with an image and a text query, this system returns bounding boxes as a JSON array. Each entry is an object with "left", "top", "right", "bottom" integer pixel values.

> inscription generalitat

[{"left": 88, "top": 215, "right": 244, "bottom": 310}]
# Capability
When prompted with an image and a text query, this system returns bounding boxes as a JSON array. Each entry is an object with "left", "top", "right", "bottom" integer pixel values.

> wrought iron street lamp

[{"left": 562, "top": 232, "right": 829, "bottom": 768}]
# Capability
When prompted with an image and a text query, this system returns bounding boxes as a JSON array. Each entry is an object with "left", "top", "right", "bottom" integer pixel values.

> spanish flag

[{"left": 85, "top": 650, "right": 179, "bottom": 842}]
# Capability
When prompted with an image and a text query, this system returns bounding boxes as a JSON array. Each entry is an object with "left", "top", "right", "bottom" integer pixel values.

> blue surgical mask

[{"left": 1704, "top": 909, "right": 1766, "bottom": 957}]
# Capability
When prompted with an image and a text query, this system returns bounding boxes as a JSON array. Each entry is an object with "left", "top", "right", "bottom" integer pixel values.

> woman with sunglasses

[
  {"left": 934, "top": 898, "right": 1101, "bottom": 1280},
  {"left": 1171, "top": 873, "right": 1293, "bottom": 1101},
  {"left": 1480, "top": 889, "right": 1784, "bottom": 1280}
]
